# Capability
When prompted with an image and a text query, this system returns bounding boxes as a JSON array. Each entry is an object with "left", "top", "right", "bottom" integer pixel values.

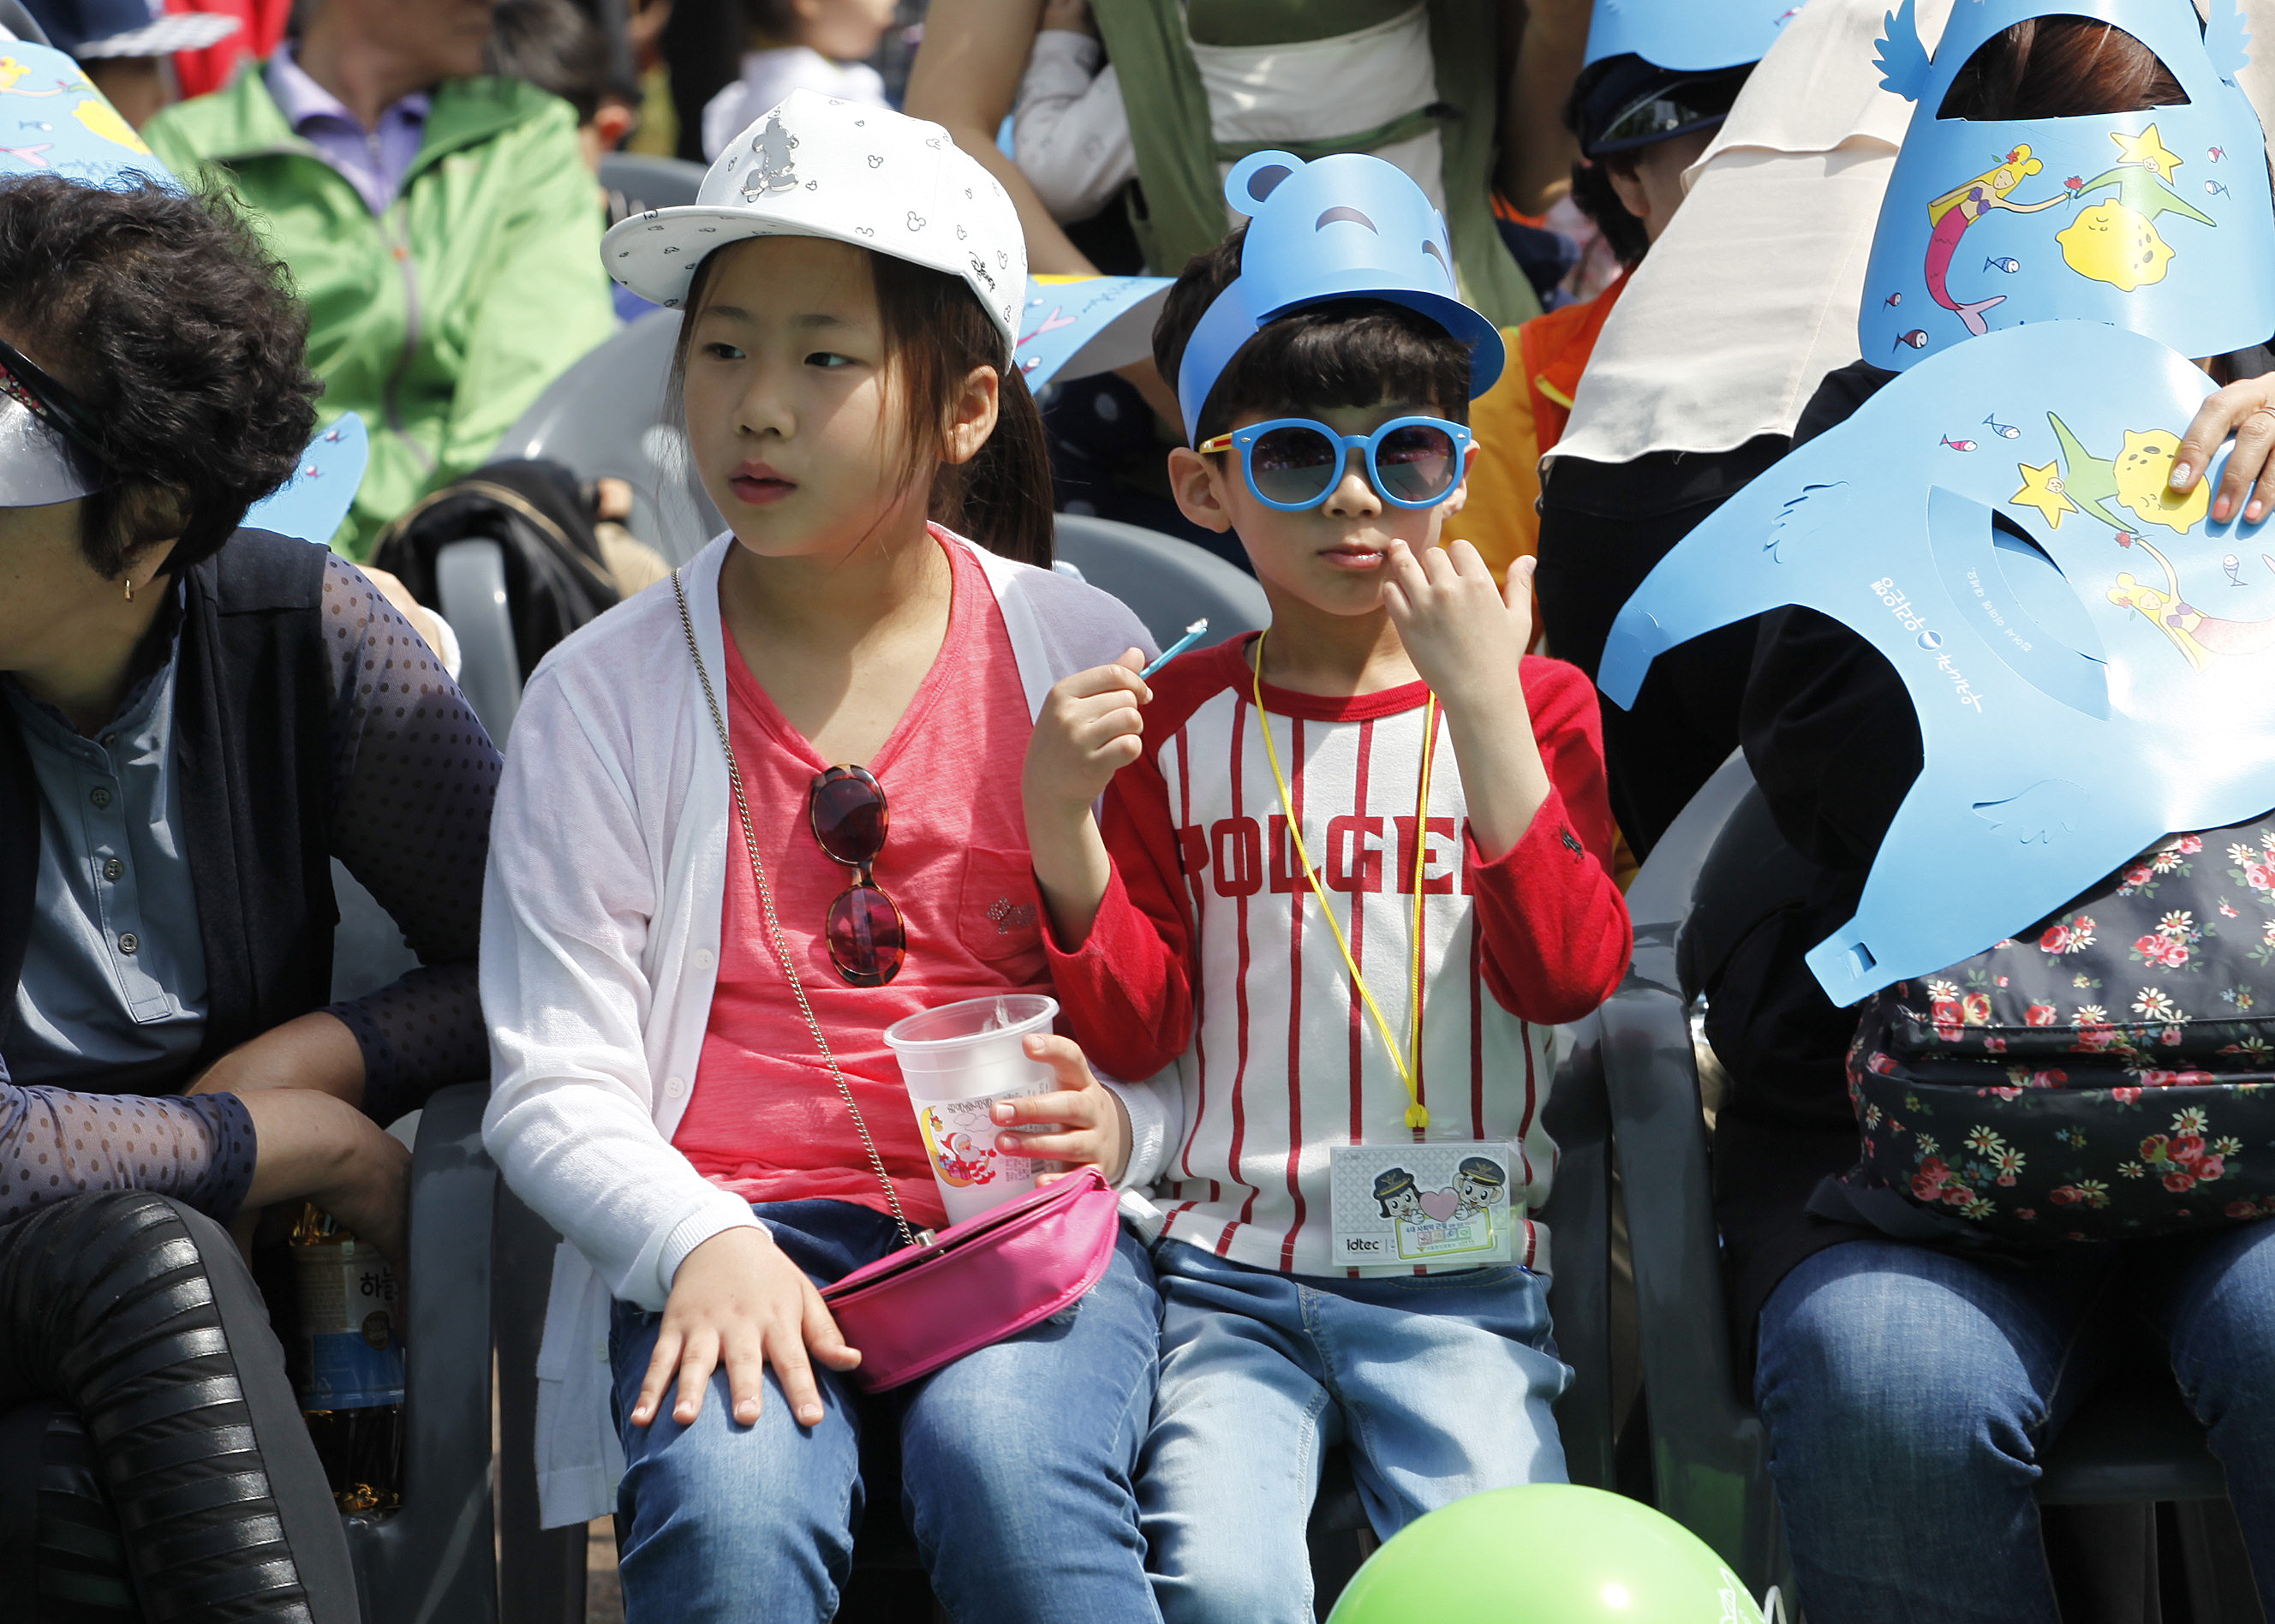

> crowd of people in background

[{"left": 7, "top": 1, "right": 2275, "bottom": 1621}]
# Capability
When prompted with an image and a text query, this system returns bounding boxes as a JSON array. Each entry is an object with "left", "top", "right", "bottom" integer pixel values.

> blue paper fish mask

[
  {"left": 1583, "top": 0, "right": 1799, "bottom": 70},
  {"left": 0, "top": 40, "right": 174, "bottom": 188},
  {"left": 1598, "top": 321, "right": 2275, "bottom": 1005},
  {"left": 1173, "top": 151, "right": 1504, "bottom": 443},
  {"left": 1014, "top": 274, "right": 1172, "bottom": 395},
  {"left": 242, "top": 415, "right": 369, "bottom": 549},
  {"left": 1860, "top": 0, "right": 2275, "bottom": 368}
]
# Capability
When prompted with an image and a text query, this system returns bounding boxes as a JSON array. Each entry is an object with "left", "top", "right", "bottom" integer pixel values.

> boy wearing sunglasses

[{"left": 1015, "top": 150, "right": 1634, "bottom": 1621}]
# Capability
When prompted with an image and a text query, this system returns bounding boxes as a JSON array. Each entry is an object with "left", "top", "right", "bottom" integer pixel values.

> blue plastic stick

[{"left": 1141, "top": 620, "right": 1209, "bottom": 678}]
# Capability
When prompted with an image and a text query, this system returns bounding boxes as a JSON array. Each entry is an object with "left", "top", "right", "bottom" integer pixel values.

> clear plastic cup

[{"left": 884, "top": 994, "right": 1060, "bottom": 1224}]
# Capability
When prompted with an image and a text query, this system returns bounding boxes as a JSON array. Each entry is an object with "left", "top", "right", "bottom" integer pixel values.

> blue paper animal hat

[
  {"left": 1860, "top": 0, "right": 2275, "bottom": 368},
  {"left": 1582, "top": 0, "right": 1799, "bottom": 70},
  {"left": 1598, "top": 320, "right": 2275, "bottom": 1004},
  {"left": 0, "top": 39, "right": 172, "bottom": 188},
  {"left": 1173, "top": 152, "right": 1505, "bottom": 444}
]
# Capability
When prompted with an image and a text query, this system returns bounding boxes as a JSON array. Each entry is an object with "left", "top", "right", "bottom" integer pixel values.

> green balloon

[{"left": 1325, "top": 1485, "right": 1764, "bottom": 1623}]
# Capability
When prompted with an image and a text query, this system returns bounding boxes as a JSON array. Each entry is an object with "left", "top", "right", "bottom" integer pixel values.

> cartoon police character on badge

[
  {"left": 1454, "top": 1155, "right": 1508, "bottom": 1220},
  {"left": 1373, "top": 1167, "right": 1424, "bottom": 1222},
  {"left": 742, "top": 112, "right": 798, "bottom": 199}
]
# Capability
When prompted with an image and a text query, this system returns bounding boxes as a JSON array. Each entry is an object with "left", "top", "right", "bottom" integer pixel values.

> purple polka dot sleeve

[
  {"left": 0, "top": 1063, "right": 255, "bottom": 1224},
  {"left": 315, "top": 556, "right": 502, "bottom": 1125}
]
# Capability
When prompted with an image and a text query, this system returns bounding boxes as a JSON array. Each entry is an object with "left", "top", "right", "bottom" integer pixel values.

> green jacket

[{"left": 147, "top": 69, "right": 618, "bottom": 558}]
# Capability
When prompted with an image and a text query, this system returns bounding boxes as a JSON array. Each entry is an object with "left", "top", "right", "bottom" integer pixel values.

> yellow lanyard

[{"left": 1251, "top": 631, "right": 1440, "bottom": 1132}]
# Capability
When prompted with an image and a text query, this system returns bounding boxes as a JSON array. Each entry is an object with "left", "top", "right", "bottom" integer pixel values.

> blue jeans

[
  {"left": 608, "top": 1199, "right": 1163, "bottom": 1624},
  {"left": 1756, "top": 1229, "right": 2275, "bottom": 1623},
  {"left": 1139, "top": 1239, "right": 1570, "bottom": 1624}
]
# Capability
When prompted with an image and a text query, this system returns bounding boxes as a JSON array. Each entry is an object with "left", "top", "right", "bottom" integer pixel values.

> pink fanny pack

[
  {"left": 674, "top": 570, "right": 1123, "bottom": 1393},
  {"left": 822, "top": 1167, "right": 1122, "bottom": 1390}
]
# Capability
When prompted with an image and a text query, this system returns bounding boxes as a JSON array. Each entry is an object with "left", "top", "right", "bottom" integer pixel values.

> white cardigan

[{"left": 481, "top": 531, "right": 1172, "bottom": 1527}]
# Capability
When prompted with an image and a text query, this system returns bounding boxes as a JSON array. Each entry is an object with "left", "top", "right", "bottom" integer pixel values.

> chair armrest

[
  {"left": 1601, "top": 970, "right": 1783, "bottom": 1590},
  {"left": 435, "top": 540, "right": 523, "bottom": 745},
  {"left": 1599, "top": 751, "right": 1788, "bottom": 1591},
  {"left": 345, "top": 1082, "right": 498, "bottom": 1624},
  {"left": 1539, "top": 1013, "right": 1615, "bottom": 1490}
]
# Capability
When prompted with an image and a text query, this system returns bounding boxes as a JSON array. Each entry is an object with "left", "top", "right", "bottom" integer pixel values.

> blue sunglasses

[{"left": 1197, "top": 415, "right": 1475, "bottom": 511}]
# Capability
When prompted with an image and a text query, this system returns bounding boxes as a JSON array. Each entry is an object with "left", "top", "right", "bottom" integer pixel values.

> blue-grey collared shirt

[
  {"left": 3, "top": 592, "right": 207, "bottom": 1090},
  {"left": 265, "top": 42, "right": 432, "bottom": 218}
]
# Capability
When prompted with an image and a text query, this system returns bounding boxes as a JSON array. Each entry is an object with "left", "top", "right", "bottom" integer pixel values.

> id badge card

[{"left": 1329, "top": 1141, "right": 1520, "bottom": 1268}]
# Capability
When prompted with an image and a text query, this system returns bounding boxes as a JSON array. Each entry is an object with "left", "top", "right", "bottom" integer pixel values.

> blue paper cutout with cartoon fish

[
  {"left": 0, "top": 42, "right": 174, "bottom": 189},
  {"left": 1581, "top": 0, "right": 1797, "bottom": 70},
  {"left": 242, "top": 415, "right": 369, "bottom": 547},
  {"left": 1013, "top": 274, "right": 1172, "bottom": 393},
  {"left": 1173, "top": 151, "right": 1503, "bottom": 440},
  {"left": 1860, "top": 0, "right": 2275, "bottom": 369},
  {"left": 1598, "top": 321, "right": 2275, "bottom": 1005}
]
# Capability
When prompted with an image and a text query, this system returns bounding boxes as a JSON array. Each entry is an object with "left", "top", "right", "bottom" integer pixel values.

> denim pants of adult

[
  {"left": 608, "top": 1198, "right": 1164, "bottom": 1624},
  {"left": 1140, "top": 1238, "right": 1572, "bottom": 1624},
  {"left": 1755, "top": 1227, "right": 2275, "bottom": 1623}
]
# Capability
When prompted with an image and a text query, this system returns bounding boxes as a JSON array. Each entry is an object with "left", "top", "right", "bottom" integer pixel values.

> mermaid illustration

[
  {"left": 1923, "top": 145, "right": 2067, "bottom": 334},
  {"left": 2107, "top": 536, "right": 2275, "bottom": 669}
]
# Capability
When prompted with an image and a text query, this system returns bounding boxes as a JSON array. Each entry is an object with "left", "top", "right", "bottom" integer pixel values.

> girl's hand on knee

[
  {"left": 633, "top": 1227, "right": 861, "bottom": 1432},
  {"left": 990, "top": 1034, "right": 1133, "bottom": 1184}
]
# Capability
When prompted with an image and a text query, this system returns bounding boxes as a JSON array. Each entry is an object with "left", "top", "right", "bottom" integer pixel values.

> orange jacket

[{"left": 1445, "top": 270, "right": 1631, "bottom": 583}]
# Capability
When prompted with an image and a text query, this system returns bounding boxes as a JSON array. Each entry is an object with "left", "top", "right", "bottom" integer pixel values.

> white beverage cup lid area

[{"left": 883, "top": 993, "right": 1060, "bottom": 1102}]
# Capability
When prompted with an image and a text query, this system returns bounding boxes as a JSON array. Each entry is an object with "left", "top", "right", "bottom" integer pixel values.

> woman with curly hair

[{"left": 0, "top": 143, "right": 499, "bottom": 1622}]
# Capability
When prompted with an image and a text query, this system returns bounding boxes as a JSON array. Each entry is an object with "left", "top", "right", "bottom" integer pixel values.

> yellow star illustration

[
  {"left": 2012, "top": 460, "right": 2078, "bottom": 528},
  {"left": 2109, "top": 122, "right": 2183, "bottom": 182}
]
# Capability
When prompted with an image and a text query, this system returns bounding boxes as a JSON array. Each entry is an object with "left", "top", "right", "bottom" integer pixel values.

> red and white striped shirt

[{"left": 1048, "top": 636, "right": 1632, "bottom": 1277}]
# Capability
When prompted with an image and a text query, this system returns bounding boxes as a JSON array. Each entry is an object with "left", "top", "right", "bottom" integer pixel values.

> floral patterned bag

[{"left": 1840, "top": 815, "right": 2275, "bottom": 1245}]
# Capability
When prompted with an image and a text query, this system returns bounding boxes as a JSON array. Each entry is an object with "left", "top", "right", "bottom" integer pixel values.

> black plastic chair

[
  {"left": 1606, "top": 754, "right": 2266, "bottom": 1618},
  {"left": 331, "top": 881, "right": 582, "bottom": 1624}
]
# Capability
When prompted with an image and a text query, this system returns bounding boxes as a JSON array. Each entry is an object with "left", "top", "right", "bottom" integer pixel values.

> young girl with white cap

[{"left": 480, "top": 91, "right": 1169, "bottom": 1622}]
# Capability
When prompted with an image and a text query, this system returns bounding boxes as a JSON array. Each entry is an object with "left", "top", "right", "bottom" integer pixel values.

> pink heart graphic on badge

[{"left": 1419, "top": 1189, "right": 1462, "bottom": 1222}]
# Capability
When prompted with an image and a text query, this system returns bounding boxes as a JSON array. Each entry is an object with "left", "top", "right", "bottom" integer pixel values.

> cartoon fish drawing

[
  {"left": 1984, "top": 415, "right": 2021, "bottom": 439},
  {"left": 2210, "top": 146, "right": 2228, "bottom": 161},
  {"left": 1883, "top": 291, "right": 1904, "bottom": 307},
  {"left": 2207, "top": 181, "right": 2231, "bottom": 198},
  {"left": 1895, "top": 330, "right": 1931, "bottom": 350},
  {"left": 1984, "top": 256, "right": 2021, "bottom": 273},
  {"left": 2226, "top": 553, "right": 2245, "bottom": 587},
  {"left": 1941, "top": 435, "right": 1979, "bottom": 452}
]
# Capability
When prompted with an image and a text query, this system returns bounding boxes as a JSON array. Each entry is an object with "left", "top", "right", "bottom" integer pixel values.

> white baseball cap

[{"left": 602, "top": 90, "right": 1027, "bottom": 346}]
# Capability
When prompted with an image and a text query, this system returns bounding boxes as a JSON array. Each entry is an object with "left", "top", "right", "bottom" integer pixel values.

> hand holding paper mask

[{"left": 1598, "top": 321, "right": 2275, "bottom": 1006}]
